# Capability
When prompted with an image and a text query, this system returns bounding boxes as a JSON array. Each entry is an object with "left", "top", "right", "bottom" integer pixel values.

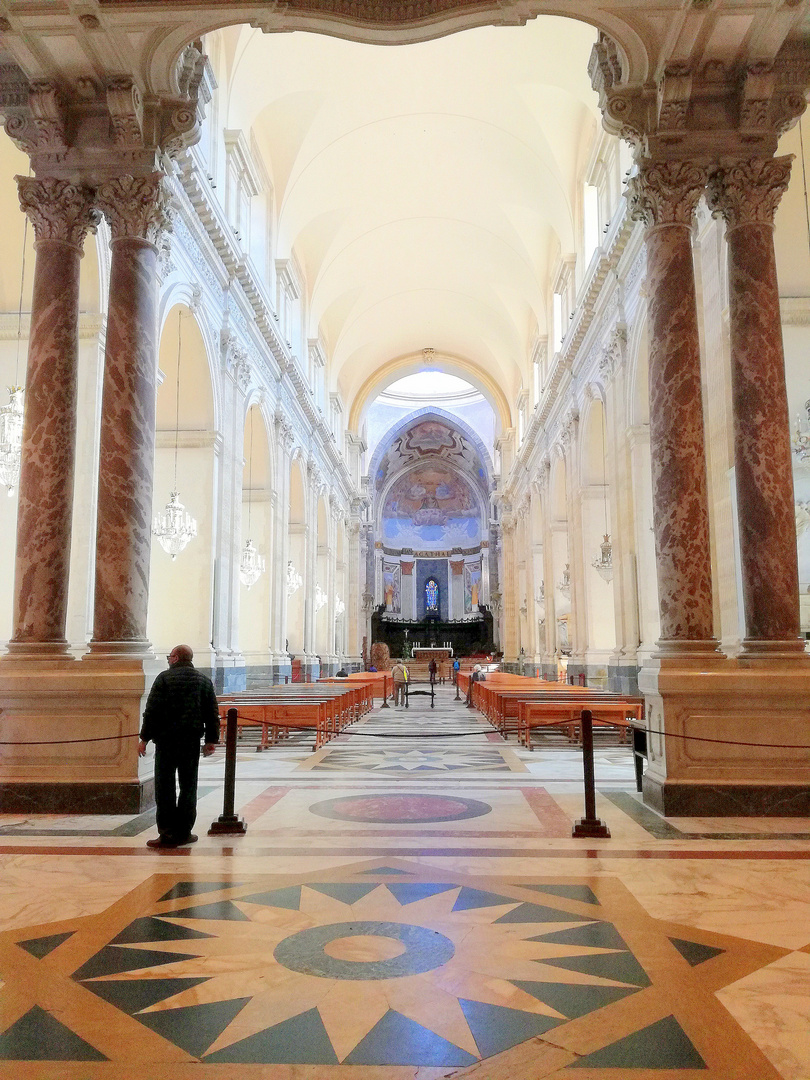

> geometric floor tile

[
  {"left": 565, "top": 1014, "right": 708, "bottom": 1070},
  {"left": 0, "top": 864, "right": 791, "bottom": 1073},
  {"left": 0, "top": 1005, "right": 108, "bottom": 1061}
]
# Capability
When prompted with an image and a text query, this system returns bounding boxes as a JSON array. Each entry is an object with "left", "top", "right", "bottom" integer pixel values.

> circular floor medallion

[
  {"left": 274, "top": 920, "right": 456, "bottom": 980},
  {"left": 308, "top": 793, "right": 492, "bottom": 823}
]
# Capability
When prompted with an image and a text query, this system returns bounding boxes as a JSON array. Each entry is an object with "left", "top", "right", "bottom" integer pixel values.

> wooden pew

[
  {"left": 517, "top": 697, "right": 644, "bottom": 750},
  {"left": 218, "top": 684, "right": 367, "bottom": 749}
]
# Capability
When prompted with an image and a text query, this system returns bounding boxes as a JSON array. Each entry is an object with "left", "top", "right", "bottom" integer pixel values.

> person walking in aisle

[{"left": 139, "top": 644, "right": 219, "bottom": 848}]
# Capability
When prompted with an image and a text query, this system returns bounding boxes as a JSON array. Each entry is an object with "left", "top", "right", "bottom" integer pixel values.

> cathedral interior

[{"left": 0, "top": 0, "right": 808, "bottom": 1076}]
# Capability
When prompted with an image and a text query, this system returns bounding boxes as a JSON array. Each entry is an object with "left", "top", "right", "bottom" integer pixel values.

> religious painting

[
  {"left": 383, "top": 561, "right": 401, "bottom": 613},
  {"left": 374, "top": 416, "right": 489, "bottom": 493},
  {"left": 464, "top": 562, "right": 481, "bottom": 613},
  {"left": 382, "top": 463, "right": 481, "bottom": 550}
]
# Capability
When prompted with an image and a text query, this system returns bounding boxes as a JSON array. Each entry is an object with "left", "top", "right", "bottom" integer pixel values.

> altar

[{"left": 412, "top": 647, "right": 453, "bottom": 661}]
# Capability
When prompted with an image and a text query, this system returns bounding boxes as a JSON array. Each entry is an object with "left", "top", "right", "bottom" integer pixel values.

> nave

[{"left": 0, "top": 687, "right": 807, "bottom": 1078}]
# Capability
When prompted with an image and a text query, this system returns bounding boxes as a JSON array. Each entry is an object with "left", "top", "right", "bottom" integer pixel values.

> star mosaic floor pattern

[{"left": 0, "top": 686, "right": 807, "bottom": 1079}]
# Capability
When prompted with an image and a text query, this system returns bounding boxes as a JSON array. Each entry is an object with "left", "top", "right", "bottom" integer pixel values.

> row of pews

[
  {"left": 458, "top": 671, "right": 644, "bottom": 749},
  {"left": 217, "top": 672, "right": 391, "bottom": 751}
]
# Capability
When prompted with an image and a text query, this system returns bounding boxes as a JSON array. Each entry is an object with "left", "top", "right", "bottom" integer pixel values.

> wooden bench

[
  {"left": 517, "top": 698, "right": 644, "bottom": 750},
  {"left": 218, "top": 685, "right": 367, "bottom": 749}
]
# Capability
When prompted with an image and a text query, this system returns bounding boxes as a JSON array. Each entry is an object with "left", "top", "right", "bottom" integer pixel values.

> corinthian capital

[
  {"left": 626, "top": 160, "right": 708, "bottom": 228},
  {"left": 15, "top": 176, "right": 96, "bottom": 248},
  {"left": 706, "top": 156, "right": 792, "bottom": 229},
  {"left": 95, "top": 173, "right": 171, "bottom": 245}
]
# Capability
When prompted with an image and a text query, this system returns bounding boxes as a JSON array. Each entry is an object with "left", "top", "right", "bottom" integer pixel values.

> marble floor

[{"left": 0, "top": 686, "right": 808, "bottom": 1078}]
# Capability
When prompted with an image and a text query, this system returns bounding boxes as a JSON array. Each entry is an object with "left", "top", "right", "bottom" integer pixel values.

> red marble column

[
  {"left": 7, "top": 178, "right": 95, "bottom": 655},
  {"left": 627, "top": 160, "right": 718, "bottom": 653},
  {"left": 89, "top": 174, "right": 168, "bottom": 654},
  {"left": 707, "top": 157, "right": 804, "bottom": 655}
]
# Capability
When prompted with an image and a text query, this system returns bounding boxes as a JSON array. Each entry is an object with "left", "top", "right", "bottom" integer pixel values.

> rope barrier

[{"left": 2, "top": 713, "right": 810, "bottom": 751}]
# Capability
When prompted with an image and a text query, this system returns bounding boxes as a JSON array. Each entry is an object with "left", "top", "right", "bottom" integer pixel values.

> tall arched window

[{"left": 425, "top": 578, "right": 439, "bottom": 614}]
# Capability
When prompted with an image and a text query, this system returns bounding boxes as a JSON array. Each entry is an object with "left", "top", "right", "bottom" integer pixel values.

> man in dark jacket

[{"left": 139, "top": 644, "right": 219, "bottom": 848}]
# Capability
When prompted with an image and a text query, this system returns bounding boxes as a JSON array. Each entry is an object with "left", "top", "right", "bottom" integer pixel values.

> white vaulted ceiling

[{"left": 218, "top": 16, "right": 600, "bottom": 417}]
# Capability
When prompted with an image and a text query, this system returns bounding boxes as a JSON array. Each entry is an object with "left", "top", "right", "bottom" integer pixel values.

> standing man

[
  {"left": 391, "top": 660, "right": 408, "bottom": 705},
  {"left": 139, "top": 644, "right": 220, "bottom": 849}
]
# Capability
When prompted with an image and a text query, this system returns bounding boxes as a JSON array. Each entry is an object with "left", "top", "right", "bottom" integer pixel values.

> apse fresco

[
  {"left": 375, "top": 419, "right": 487, "bottom": 493},
  {"left": 382, "top": 464, "right": 481, "bottom": 549}
]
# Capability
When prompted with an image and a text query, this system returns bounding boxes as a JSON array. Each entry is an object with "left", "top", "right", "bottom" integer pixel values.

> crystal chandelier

[
  {"left": 334, "top": 594, "right": 345, "bottom": 618},
  {"left": 152, "top": 311, "right": 197, "bottom": 559},
  {"left": 592, "top": 534, "right": 614, "bottom": 582},
  {"left": 315, "top": 583, "right": 328, "bottom": 612},
  {"left": 558, "top": 563, "right": 571, "bottom": 599},
  {"left": 792, "top": 400, "right": 810, "bottom": 461},
  {"left": 153, "top": 491, "right": 197, "bottom": 559},
  {"left": 240, "top": 538, "right": 265, "bottom": 590},
  {"left": 0, "top": 387, "right": 23, "bottom": 496},
  {"left": 239, "top": 407, "right": 265, "bottom": 589},
  {"left": 287, "top": 560, "right": 303, "bottom": 597}
]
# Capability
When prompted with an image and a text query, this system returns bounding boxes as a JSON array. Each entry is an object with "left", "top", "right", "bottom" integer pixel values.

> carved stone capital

[
  {"left": 95, "top": 173, "right": 171, "bottom": 245},
  {"left": 706, "top": 156, "right": 792, "bottom": 229},
  {"left": 15, "top": 175, "right": 95, "bottom": 247},
  {"left": 627, "top": 160, "right": 708, "bottom": 228}
]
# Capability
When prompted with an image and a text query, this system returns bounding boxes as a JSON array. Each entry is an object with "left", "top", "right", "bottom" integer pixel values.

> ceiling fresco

[{"left": 374, "top": 419, "right": 489, "bottom": 495}]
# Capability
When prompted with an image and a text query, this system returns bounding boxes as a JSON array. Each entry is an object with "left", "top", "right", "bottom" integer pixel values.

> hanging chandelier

[
  {"left": 287, "top": 560, "right": 303, "bottom": 597},
  {"left": 558, "top": 563, "right": 571, "bottom": 599},
  {"left": 240, "top": 538, "right": 265, "bottom": 590},
  {"left": 592, "top": 534, "right": 614, "bottom": 582},
  {"left": 152, "top": 311, "right": 197, "bottom": 559},
  {"left": 0, "top": 387, "right": 23, "bottom": 496},
  {"left": 315, "top": 584, "right": 328, "bottom": 612},
  {"left": 153, "top": 491, "right": 197, "bottom": 559},
  {"left": 239, "top": 408, "right": 265, "bottom": 589},
  {"left": 334, "top": 594, "right": 345, "bottom": 618}
]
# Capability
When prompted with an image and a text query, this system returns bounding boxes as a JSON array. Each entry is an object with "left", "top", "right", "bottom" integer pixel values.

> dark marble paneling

[
  {"left": 0, "top": 778, "right": 155, "bottom": 815},
  {"left": 642, "top": 774, "right": 810, "bottom": 817}
]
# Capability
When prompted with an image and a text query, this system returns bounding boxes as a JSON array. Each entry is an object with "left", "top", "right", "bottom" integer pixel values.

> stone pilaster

[
  {"left": 707, "top": 157, "right": 805, "bottom": 657},
  {"left": 627, "top": 160, "right": 719, "bottom": 656},
  {"left": 90, "top": 174, "right": 169, "bottom": 654},
  {"left": 7, "top": 178, "right": 95, "bottom": 656}
]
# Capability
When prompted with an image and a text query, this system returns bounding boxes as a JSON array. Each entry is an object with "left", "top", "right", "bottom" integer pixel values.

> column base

[
  {"left": 4, "top": 640, "right": 74, "bottom": 659},
  {"left": 87, "top": 639, "right": 154, "bottom": 660},
  {"left": 642, "top": 775, "right": 810, "bottom": 817},
  {"left": 0, "top": 777, "right": 154, "bottom": 814},
  {"left": 639, "top": 652, "right": 810, "bottom": 817},
  {"left": 0, "top": 653, "right": 154, "bottom": 814},
  {"left": 738, "top": 637, "right": 808, "bottom": 659}
]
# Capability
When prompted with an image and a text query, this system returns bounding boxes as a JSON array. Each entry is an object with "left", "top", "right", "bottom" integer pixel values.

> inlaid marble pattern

[{"left": 0, "top": 864, "right": 791, "bottom": 1075}]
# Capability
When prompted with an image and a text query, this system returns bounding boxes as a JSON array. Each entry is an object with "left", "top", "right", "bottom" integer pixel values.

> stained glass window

[{"left": 425, "top": 578, "right": 439, "bottom": 612}]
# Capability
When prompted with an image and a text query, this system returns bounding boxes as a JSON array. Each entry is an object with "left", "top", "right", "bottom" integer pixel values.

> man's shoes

[
  {"left": 146, "top": 836, "right": 179, "bottom": 848},
  {"left": 175, "top": 834, "right": 198, "bottom": 845}
]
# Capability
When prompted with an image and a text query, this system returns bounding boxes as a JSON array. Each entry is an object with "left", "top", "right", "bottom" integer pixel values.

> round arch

[{"left": 349, "top": 351, "right": 512, "bottom": 435}]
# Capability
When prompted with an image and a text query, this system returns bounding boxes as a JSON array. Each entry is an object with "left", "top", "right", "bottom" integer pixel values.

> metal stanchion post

[
  {"left": 455, "top": 673, "right": 460, "bottom": 700},
  {"left": 208, "top": 708, "right": 248, "bottom": 836},
  {"left": 380, "top": 673, "right": 390, "bottom": 709},
  {"left": 572, "top": 709, "right": 610, "bottom": 838},
  {"left": 405, "top": 680, "right": 409, "bottom": 708}
]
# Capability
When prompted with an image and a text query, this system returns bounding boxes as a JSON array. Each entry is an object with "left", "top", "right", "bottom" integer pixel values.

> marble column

[
  {"left": 90, "top": 174, "right": 169, "bottom": 653},
  {"left": 627, "top": 160, "right": 718, "bottom": 655},
  {"left": 7, "top": 178, "right": 95, "bottom": 655},
  {"left": 707, "top": 157, "right": 804, "bottom": 657}
]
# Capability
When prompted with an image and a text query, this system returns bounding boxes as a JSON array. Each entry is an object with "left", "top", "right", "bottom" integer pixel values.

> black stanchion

[
  {"left": 380, "top": 673, "right": 390, "bottom": 709},
  {"left": 405, "top": 681, "right": 409, "bottom": 708},
  {"left": 454, "top": 674, "right": 460, "bottom": 701},
  {"left": 572, "top": 709, "right": 610, "bottom": 838},
  {"left": 208, "top": 707, "right": 248, "bottom": 836}
]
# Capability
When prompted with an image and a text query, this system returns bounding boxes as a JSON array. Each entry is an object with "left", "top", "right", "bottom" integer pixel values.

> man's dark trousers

[{"left": 154, "top": 740, "right": 201, "bottom": 841}]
